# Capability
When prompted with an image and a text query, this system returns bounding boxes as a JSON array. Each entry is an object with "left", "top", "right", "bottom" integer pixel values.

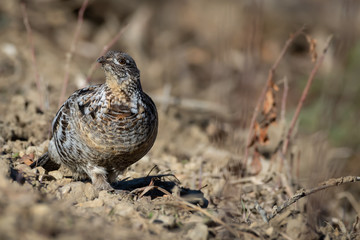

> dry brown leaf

[
  {"left": 21, "top": 153, "right": 34, "bottom": 166},
  {"left": 249, "top": 79, "right": 278, "bottom": 156},
  {"left": 263, "top": 90, "right": 274, "bottom": 114},
  {"left": 269, "top": 79, "right": 279, "bottom": 91},
  {"left": 306, "top": 34, "right": 317, "bottom": 62},
  {"left": 259, "top": 125, "right": 269, "bottom": 145}
]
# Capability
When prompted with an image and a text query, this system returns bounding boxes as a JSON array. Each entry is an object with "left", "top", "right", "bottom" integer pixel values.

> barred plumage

[{"left": 32, "top": 51, "right": 158, "bottom": 190}]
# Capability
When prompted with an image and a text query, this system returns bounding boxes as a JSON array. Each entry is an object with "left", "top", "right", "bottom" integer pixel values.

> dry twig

[
  {"left": 20, "top": 2, "right": 44, "bottom": 111},
  {"left": 146, "top": 165, "right": 158, "bottom": 177},
  {"left": 243, "top": 26, "right": 305, "bottom": 171},
  {"left": 280, "top": 77, "right": 289, "bottom": 121},
  {"left": 351, "top": 216, "right": 359, "bottom": 236},
  {"left": 267, "top": 176, "right": 360, "bottom": 222},
  {"left": 281, "top": 35, "right": 333, "bottom": 156},
  {"left": 58, "top": 0, "right": 89, "bottom": 107}
]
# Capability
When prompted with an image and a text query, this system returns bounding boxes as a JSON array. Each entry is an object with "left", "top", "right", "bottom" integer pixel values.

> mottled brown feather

[{"left": 33, "top": 51, "right": 158, "bottom": 190}]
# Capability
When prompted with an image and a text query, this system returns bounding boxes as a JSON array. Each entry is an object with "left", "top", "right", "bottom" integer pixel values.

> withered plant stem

[
  {"left": 243, "top": 26, "right": 305, "bottom": 172},
  {"left": 280, "top": 77, "right": 289, "bottom": 121},
  {"left": 267, "top": 176, "right": 360, "bottom": 221},
  {"left": 20, "top": 2, "right": 44, "bottom": 111},
  {"left": 58, "top": 0, "right": 89, "bottom": 107},
  {"left": 281, "top": 36, "right": 333, "bottom": 156}
]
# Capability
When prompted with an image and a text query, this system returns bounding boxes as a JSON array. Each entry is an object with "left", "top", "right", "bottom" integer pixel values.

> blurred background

[{"left": 0, "top": 0, "right": 359, "bottom": 234}]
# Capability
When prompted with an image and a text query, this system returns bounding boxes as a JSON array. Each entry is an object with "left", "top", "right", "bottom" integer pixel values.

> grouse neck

[
  {"left": 104, "top": 77, "right": 144, "bottom": 115},
  {"left": 106, "top": 73, "right": 142, "bottom": 96}
]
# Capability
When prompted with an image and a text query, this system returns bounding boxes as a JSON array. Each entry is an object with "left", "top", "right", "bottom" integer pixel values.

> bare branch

[
  {"left": 267, "top": 176, "right": 360, "bottom": 221},
  {"left": 243, "top": 26, "right": 305, "bottom": 172},
  {"left": 58, "top": 0, "right": 89, "bottom": 107},
  {"left": 280, "top": 77, "right": 289, "bottom": 121},
  {"left": 282, "top": 35, "right": 333, "bottom": 155},
  {"left": 20, "top": 2, "right": 44, "bottom": 111}
]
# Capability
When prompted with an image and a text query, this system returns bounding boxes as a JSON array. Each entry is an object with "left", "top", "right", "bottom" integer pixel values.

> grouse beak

[{"left": 97, "top": 56, "right": 106, "bottom": 64}]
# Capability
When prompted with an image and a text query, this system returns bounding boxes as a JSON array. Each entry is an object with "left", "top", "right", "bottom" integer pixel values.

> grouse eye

[{"left": 119, "top": 58, "right": 127, "bottom": 64}]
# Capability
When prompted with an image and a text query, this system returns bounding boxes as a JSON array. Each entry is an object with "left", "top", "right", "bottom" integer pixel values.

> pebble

[
  {"left": 76, "top": 198, "right": 104, "bottom": 208},
  {"left": 184, "top": 222, "right": 208, "bottom": 240},
  {"left": 154, "top": 215, "right": 176, "bottom": 228},
  {"left": 48, "top": 170, "right": 63, "bottom": 180}
]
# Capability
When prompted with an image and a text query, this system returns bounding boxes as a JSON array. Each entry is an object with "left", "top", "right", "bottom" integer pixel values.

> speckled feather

[{"left": 33, "top": 51, "right": 158, "bottom": 190}]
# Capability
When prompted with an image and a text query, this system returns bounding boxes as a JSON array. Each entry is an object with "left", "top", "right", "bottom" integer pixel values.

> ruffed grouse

[{"left": 32, "top": 51, "right": 158, "bottom": 190}]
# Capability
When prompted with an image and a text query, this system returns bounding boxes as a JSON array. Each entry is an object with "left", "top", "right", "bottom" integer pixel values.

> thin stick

[
  {"left": 351, "top": 216, "right": 359, "bottom": 235},
  {"left": 282, "top": 35, "right": 333, "bottom": 155},
  {"left": 58, "top": 0, "right": 89, "bottom": 107},
  {"left": 86, "top": 26, "right": 128, "bottom": 82},
  {"left": 296, "top": 151, "right": 301, "bottom": 183},
  {"left": 267, "top": 176, "right": 360, "bottom": 221},
  {"left": 146, "top": 165, "right": 158, "bottom": 177},
  {"left": 280, "top": 77, "right": 289, "bottom": 121},
  {"left": 20, "top": 2, "right": 44, "bottom": 111},
  {"left": 243, "top": 26, "right": 305, "bottom": 171}
]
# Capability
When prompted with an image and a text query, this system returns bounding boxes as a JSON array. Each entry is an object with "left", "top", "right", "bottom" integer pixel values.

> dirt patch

[{"left": 1, "top": 94, "right": 358, "bottom": 239}]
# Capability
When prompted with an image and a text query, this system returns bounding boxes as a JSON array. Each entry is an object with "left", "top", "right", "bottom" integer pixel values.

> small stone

[
  {"left": 60, "top": 182, "right": 87, "bottom": 203},
  {"left": 14, "top": 163, "right": 32, "bottom": 174},
  {"left": 187, "top": 214, "right": 205, "bottom": 223},
  {"left": 48, "top": 170, "right": 63, "bottom": 180},
  {"left": 25, "top": 146, "right": 37, "bottom": 156},
  {"left": 2, "top": 144, "right": 10, "bottom": 153},
  {"left": 30, "top": 204, "right": 51, "bottom": 218},
  {"left": 84, "top": 183, "right": 98, "bottom": 200},
  {"left": 59, "top": 185, "right": 71, "bottom": 195},
  {"left": 0, "top": 158, "right": 10, "bottom": 178},
  {"left": 265, "top": 227, "right": 274, "bottom": 236},
  {"left": 33, "top": 166, "right": 45, "bottom": 175},
  {"left": 184, "top": 223, "right": 208, "bottom": 240},
  {"left": 114, "top": 203, "right": 134, "bottom": 217},
  {"left": 32, "top": 167, "right": 46, "bottom": 182},
  {"left": 56, "top": 178, "right": 72, "bottom": 185},
  {"left": 76, "top": 198, "right": 104, "bottom": 208},
  {"left": 98, "top": 190, "right": 111, "bottom": 199},
  {"left": 155, "top": 215, "right": 176, "bottom": 228},
  {"left": 19, "top": 151, "right": 25, "bottom": 157}
]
